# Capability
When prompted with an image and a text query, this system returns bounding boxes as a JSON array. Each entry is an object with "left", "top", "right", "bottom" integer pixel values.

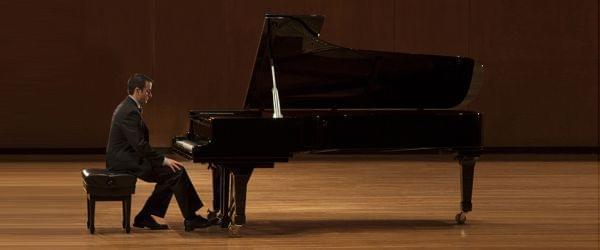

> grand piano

[{"left": 172, "top": 14, "right": 484, "bottom": 235}]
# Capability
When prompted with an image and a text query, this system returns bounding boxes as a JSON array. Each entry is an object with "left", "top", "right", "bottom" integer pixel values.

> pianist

[{"left": 106, "top": 73, "right": 212, "bottom": 231}]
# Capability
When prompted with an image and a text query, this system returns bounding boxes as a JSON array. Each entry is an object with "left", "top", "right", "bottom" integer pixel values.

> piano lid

[{"left": 245, "top": 14, "right": 481, "bottom": 110}]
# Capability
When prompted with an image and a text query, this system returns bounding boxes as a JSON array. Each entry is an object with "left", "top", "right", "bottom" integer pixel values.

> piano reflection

[{"left": 172, "top": 14, "right": 484, "bottom": 235}]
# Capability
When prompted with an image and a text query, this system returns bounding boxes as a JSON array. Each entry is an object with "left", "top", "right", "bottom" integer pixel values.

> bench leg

[
  {"left": 89, "top": 195, "right": 95, "bottom": 234},
  {"left": 122, "top": 198, "right": 126, "bottom": 229},
  {"left": 122, "top": 196, "right": 131, "bottom": 233},
  {"left": 86, "top": 196, "right": 90, "bottom": 229}
]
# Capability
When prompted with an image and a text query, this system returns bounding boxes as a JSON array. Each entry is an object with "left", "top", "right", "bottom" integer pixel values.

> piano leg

[
  {"left": 230, "top": 167, "right": 254, "bottom": 226},
  {"left": 456, "top": 155, "right": 477, "bottom": 224},
  {"left": 212, "top": 164, "right": 255, "bottom": 236},
  {"left": 225, "top": 166, "right": 254, "bottom": 237},
  {"left": 218, "top": 165, "right": 231, "bottom": 228},
  {"left": 209, "top": 164, "right": 220, "bottom": 214}
]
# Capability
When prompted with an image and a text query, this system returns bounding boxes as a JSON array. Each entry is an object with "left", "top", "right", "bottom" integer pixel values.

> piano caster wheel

[
  {"left": 125, "top": 226, "right": 131, "bottom": 234},
  {"left": 455, "top": 212, "right": 467, "bottom": 225},
  {"left": 89, "top": 226, "right": 95, "bottom": 234},
  {"left": 228, "top": 224, "right": 242, "bottom": 237}
]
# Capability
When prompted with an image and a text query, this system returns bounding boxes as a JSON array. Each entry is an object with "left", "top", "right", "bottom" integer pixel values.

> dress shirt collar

[{"left": 128, "top": 95, "right": 142, "bottom": 110}]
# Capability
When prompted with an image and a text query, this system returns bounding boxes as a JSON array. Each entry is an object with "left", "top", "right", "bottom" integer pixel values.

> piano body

[{"left": 172, "top": 14, "right": 484, "bottom": 234}]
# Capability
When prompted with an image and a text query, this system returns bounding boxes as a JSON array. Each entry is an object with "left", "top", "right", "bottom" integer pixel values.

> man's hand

[{"left": 164, "top": 157, "right": 185, "bottom": 172}]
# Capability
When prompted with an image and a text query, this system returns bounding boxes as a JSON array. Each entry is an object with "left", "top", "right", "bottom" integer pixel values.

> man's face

[{"left": 136, "top": 81, "right": 153, "bottom": 104}]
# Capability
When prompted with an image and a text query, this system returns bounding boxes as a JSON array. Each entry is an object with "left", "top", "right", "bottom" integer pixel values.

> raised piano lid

[{"left": 244, "top": 14, "right": 483, "bottom": 110}]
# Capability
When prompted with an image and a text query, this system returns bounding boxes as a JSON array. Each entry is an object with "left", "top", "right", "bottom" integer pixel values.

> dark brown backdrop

[{"left": 0, "top": 0, "right": 598, "bottom": 148}]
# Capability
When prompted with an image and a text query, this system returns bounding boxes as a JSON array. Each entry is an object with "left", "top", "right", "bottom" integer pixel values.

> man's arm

[{"left": 118, "top": 110, "right": 165, "bottom": 167}]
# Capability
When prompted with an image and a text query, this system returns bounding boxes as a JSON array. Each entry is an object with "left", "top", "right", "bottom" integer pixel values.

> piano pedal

[
  {"left": 455, "top": 212, "right": 468, "bottom": 224},
  {"left": 207, "top": 209, "right": 218, "bottom": 221},
  {"left": 228, "top": 224, "right": 242, "bottom": 237}
]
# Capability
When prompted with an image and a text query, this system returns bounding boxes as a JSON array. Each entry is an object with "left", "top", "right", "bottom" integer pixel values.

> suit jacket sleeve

[{"left": 118, "top": 110, "right": 165, "bottom": 167}]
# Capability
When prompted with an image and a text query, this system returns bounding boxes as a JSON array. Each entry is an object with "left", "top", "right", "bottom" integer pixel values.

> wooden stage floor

[{"left": 0, "top": 154, "right": 597, "bottom": 248}]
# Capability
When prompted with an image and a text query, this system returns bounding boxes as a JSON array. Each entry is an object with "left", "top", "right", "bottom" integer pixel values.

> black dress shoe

[
  {"left": 184, "top": 216, "right": 212, "bottom": 232},
  {"left": 133, "top": 215, "right": 169, "bottom": 230}
]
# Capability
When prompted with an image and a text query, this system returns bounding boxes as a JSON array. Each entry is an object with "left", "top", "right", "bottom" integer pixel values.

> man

[{"left": 106, "top": 73, "right": 211, "bottom": 231}]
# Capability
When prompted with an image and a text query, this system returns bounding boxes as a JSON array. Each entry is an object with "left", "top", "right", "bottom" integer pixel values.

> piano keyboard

[{"left": 174, "top": 139, "right": 199, "bottom": 153}]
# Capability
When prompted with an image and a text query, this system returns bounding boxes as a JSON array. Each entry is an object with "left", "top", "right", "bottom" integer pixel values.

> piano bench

[{"left": 81, "top": 168, "right": 137, "bottom": 234}]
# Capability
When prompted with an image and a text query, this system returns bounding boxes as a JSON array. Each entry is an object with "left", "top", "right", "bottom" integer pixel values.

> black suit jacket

[{"left": 106, "top": 97, "right": 164, "bottom": 178}]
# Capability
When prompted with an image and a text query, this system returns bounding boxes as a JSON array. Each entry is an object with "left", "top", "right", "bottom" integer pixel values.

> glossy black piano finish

[
  {"left": 174, "top": 109, "right": 481, "bottom": 158},
  {"left": 172, "top": 14, "right": 483, "bottom": 234},
  {"left": 246, "top": 15, "right": 479, "bottom": 110}
]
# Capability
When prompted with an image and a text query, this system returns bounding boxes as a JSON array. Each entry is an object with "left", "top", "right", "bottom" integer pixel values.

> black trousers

[{"left": 137, "top": 167, "right": 203, "bottom": 220}]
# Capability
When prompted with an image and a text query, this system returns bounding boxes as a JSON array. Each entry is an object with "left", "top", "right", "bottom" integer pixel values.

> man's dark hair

[{"left": 127, "top": 73, "right": 153, "bottom": 94}]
